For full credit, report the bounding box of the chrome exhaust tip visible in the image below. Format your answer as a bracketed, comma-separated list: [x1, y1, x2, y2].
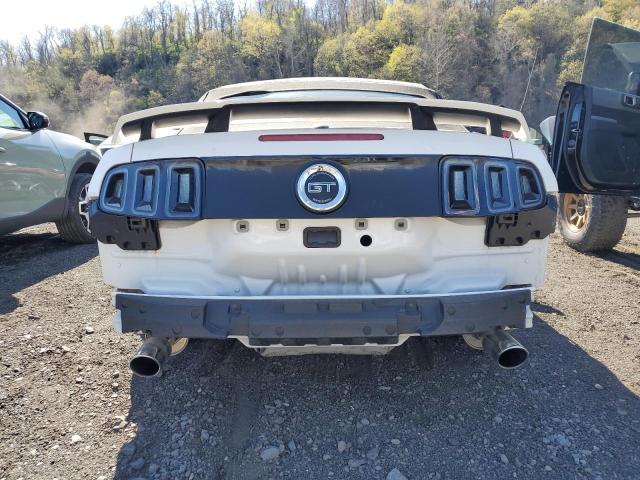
[482, 330, 529, 369]
[130, 337, 189, 377]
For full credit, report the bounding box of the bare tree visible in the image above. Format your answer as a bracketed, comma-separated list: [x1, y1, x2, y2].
[422, 25, 456, 93]
[0, 41, 17, 67]
[35, 26, 58, 65]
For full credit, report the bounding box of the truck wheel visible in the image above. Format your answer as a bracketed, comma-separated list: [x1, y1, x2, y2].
[56, 173, 95, 244]
[558, 193, 627, 252]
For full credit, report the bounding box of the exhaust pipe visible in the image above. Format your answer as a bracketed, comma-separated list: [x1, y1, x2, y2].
[482, 330, 528, 369]
[130, 337, 188, 377]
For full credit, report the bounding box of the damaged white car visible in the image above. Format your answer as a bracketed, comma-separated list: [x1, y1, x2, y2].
[87, 74, 640, 376]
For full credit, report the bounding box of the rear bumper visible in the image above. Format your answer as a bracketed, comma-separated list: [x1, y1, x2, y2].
[114, 288, 532, 345]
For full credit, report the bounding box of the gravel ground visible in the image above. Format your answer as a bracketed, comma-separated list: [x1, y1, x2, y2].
[0, 220, 639, 480]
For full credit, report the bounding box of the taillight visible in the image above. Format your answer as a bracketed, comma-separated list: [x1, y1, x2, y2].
[442, 157, 544, 216]
[133, 166, 159, 215]
[484, 163, 514, 213]
[101, 169, 128, 212]
[442, 159, 478, 215]
[99, 159, 202, 219]
[517, 166, 543, 207]
[167, 163, 200, 216]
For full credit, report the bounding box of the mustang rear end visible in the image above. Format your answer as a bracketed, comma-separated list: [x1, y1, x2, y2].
[87, 78, 558, 376]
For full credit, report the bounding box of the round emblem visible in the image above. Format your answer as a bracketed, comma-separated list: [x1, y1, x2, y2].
[296, 163, 347, 213]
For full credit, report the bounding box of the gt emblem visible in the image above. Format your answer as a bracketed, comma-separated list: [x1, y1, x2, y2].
[296, 164, 348, 213]
[307, 181, 337, 194]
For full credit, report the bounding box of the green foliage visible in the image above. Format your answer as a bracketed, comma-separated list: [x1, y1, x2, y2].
[240, 14, 283, 78]
[385, 44, 421, 82]
[174, 31, 244, 100]
[2, 0, 640, 136]
[314, 37, 345, 76]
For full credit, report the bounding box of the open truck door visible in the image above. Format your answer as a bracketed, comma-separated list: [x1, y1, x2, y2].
[553, 18, 640, 196]
[552, 18, 640, 252]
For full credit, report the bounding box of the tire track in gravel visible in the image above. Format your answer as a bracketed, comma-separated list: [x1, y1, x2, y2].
[216, 343, 267, 480]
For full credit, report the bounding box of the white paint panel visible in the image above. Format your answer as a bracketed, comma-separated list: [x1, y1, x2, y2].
[228, 104, 413, 131]
[129, 129, 514, 161]
[98, 217, 549, 297]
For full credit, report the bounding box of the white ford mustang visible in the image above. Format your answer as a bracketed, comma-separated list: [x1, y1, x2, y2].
[86, 77, 640, 376]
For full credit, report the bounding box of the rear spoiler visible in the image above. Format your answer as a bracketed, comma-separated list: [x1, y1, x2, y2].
[111, 96, 530, 145]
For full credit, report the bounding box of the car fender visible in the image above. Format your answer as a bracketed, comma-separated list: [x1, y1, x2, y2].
[44, 130, 102, 198]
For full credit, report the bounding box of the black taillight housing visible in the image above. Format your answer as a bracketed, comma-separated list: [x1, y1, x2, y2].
[99, 159, 203, 219]
[517, 166, 543, 208]
[102, 170, 128, 212]
[441, 156, 545, 216]
[166, 163, 201, 217]
[484, 162, 514, 213]
[133, 166, 159, 215]
[442, 159, 479, 215]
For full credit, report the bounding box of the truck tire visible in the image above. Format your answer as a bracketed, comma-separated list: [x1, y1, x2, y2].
[558, 193, 627, 252]
[56, 173, 95, 244]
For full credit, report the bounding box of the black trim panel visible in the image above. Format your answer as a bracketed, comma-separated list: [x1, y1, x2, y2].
[485, 195, 557, 247]
[116, 288, 531, 341]
[202, 156, 442, 219]
[96, 155, 549, 220]
[89, 202, 160, 250]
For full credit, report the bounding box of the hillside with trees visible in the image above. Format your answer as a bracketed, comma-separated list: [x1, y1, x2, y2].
[1, 0, 639, 136]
